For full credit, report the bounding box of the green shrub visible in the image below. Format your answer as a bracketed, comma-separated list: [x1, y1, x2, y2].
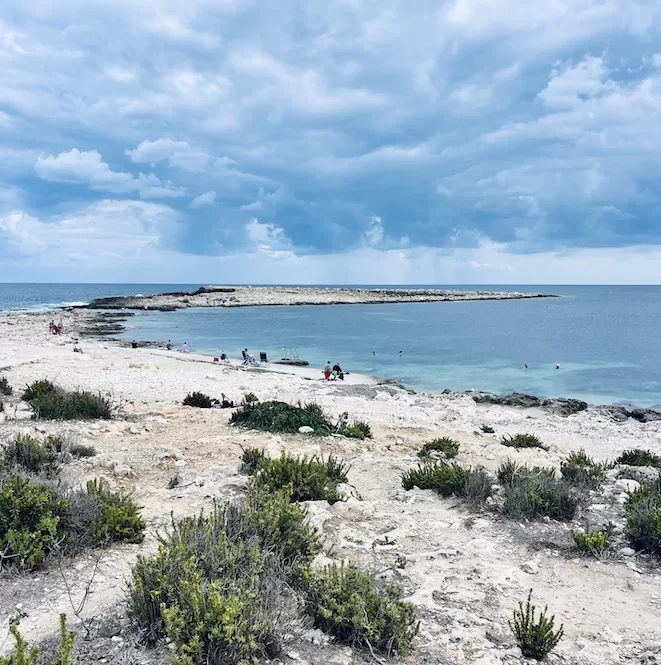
[501, 433, 549, 451]
[0, 614, 75, 665]
[29, 390, 112, 421]
[625, 476, 661, 554]
[339, 420, 372, 440]
[1, 435, 62, 478]
[303, 563, 419, 655]
[0, 376, 12, 396]
[509, 590, 564, 661]
[501, 475, 579, 521]
[417, 437, 460, 459]
[243, 392, 259, 404]
[69, 443, 96, 458]
[463, 468, 494, 503]
[128, 489, 321, 656]
[616, 448, 661, 468]
[22, 379, 58, 402]
[230, 400, 332, 435]
[239, 447, 266, 475]
[0, 473, 145, 571]
[571, 525, 612, 557]
[183, 392, 213, 408]
[250, 452, 350, 504]
[561, 450, 608, 489]
[402, 461, 492, 502]
[497, 460, 556, 487]
[480, 424, 495, 434]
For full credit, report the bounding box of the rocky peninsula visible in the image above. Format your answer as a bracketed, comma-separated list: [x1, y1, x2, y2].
[84, 285, 557, 311]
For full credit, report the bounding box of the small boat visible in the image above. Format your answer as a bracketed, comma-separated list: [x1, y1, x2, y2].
[274, 359, 309, 367]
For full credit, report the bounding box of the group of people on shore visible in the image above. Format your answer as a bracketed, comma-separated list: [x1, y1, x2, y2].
[323, 361, 344, 381]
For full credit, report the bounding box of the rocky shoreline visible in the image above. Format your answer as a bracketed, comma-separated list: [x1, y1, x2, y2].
[82, 285, 558, 311]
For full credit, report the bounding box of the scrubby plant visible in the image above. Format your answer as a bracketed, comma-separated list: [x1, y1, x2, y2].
[616, 448, 661, 469]
[496, 460, 556, 487]
[501, 433, 549, 451]
[509, 590, 564, 661]
[22, 379, 58, 403]
[26, 386, 112, 421]
[239, 447, 266, 475]
[402, 461, 492, 502]
[501, 474, 579, 521]
[243, 392, 259, 404]
[250, 452, 350, 504]
[0, 473, 145, 570]
[182, 391, 213, 408]
[0, 376, 12, 396]
[303, 563, 419, 656]
[339, 420, 372, 440]
[561, 450, 608, 489]
[624, 475, 661, 554]
[417, 437, 460, 459]
[571, 525, 613, 557]
[167, 475, 179, 490]
[230, 400, 333, 435]
[1, 434, 62, 478]
[480, 424, 495, 434]
[128, 488, 321, 658]
[69, 443, 96, 458]
[0, 614, 75, 665]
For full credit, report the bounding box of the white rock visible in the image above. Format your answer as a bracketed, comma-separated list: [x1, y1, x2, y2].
[298, 425, 314, 434]
[174, 459, 187, 467]
[112, 464, 135, 478]
[620, 547, 636, 557]
[626, 560, 643, 574]
[521, 561, 539, 575]
[615, 478, 641, 493]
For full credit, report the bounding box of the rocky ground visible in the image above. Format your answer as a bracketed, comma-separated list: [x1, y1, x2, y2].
[1, 311, 660, 665]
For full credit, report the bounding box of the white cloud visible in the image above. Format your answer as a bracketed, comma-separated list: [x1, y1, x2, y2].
[127, 139, 213, 172]
[189, 191, 216, 208]
[245, 218, 293, 257]
[35, 149, 185, 198]
[363, 216, 384, 247]
[538, 56, 613, 108]
[653, 54, 661, 68]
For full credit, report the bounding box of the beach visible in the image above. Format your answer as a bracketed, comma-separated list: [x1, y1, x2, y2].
[1, 309, 661, 664]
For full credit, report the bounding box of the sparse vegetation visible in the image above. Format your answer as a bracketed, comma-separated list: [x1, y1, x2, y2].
[303, 563, 419, 655]
[0, 614, 75, 665]
[183, 391, 213, 408]
[167, 475, 179, 490]
[571, 525, 613, 557]
[1, 434, 63, 478]
[616, 448, 661, 469]
[402, 461, 492, 502]
[69, 443, 96, 458]
[501, 433, 549, 451]
[339, 419, 372, 440]
[497, 460, 556, 487]
[21, 381, 112, 420]
[239, 447, 266, 475]
[501, 473, 579, 521]
[0, 376, 12, 396]
[625, 475, 661, 555]
[0, 473, 144, 570]
[480, 424, 495, 434]
[561, 450, 609, 489]
[243, 392, 259, 404]
[248, 452, 350, 504]
[22, 379, 58, 403]
[417, 437, 460, 459]
[509, 590, 564, 661]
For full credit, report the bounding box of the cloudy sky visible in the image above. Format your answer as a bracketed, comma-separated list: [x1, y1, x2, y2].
[1, 0, 660, 284]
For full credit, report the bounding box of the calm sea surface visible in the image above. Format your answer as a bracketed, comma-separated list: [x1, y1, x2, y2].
[1, 284, 660, 407]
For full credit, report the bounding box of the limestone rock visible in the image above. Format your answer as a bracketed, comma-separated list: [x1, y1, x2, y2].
[615, 478, 640, 493]
[520, 561, 539, 575]
[298, 425, 314, 434]
[542, 397, 588, 416]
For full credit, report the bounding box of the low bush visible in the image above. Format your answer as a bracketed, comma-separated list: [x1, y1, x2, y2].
[417, 437, 460, 459]
[69, 443, 96, 458]
[128, 489, 321, 659]
[27, 388, 112, 421]
[183, 392, 213, 408]
[402, 461, 492, 502]
[501, 433, 549, 451]
[1, 434, 62, 478]
[339, 420, 372, 440]
[239, 447, 266, 475]
[0, 473, 145, 570]
[22, 379, 58, 402]
[230, 400, 332, 435]
[509, 589, 564, 661]
[249, 452, 350, 504]
[501, 474, 579, 521]
[616, 448, 661, 468]
[303, 563, 419, 656]
[243, 392, 259, 404]
[497, 460, 556, 487]
[0, 614, 75, 665]
[480, 424, 495, 434]
[571, 525, 613, 557]
[625, 476, 661, 554]
[0, 376, 12, 396]
[561, 450, 608, 489]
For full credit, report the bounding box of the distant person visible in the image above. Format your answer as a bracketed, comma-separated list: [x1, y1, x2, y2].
[399, 350, 403, 358]
[332, 363, 344, 380]
[372, 351, 376, 357]
[555, 363, 560, 369]
[49, 319, 55, 332]
[181, 342, 189, 353]
[323, 361, 332, 380]
[220, 352, 229, 363]
[73, 343, 83, 354]
[166, 340, 173, 350]
[131, 340, 138, 349]
[524, 363, 528, 369]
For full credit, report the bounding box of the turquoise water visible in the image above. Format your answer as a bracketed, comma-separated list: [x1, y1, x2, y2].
[1, 284, 660, 406]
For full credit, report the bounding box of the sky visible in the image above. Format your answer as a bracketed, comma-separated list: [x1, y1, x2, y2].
[1, 0, 661, 284]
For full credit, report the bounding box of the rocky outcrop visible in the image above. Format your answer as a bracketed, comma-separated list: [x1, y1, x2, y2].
[541, 397, 588, 416]
[628, 408, 661, 423]
[472, 392, 542, 408]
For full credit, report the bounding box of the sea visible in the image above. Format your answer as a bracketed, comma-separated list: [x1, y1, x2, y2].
[1, 283, 660, 408]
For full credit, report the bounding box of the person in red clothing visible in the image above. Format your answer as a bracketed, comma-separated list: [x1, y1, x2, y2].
[323, 361, 332, 380]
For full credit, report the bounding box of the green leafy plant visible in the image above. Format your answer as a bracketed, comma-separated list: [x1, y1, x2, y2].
[182, 392, 213, 408]
[27, 387, 112, 421]
[303, 563, 419, 656]
[501, 474, 579, 521]
[1, 435, 62, 478]
[0, 614, 75, 665]
[230, 400, 332, 435]
[561, 450, 608, 489]
[243, 392, 259, 404]
[0, 376, 12, 396]
[571, 525, 613, 557]
[250, 452, 350, 504]
[239, 447, 266, 475]
[22, 379, 58, 403]
[625, 475, 661, 554]
[496, 460, 556, 487]
[509, 590, 564, 661]
[339, 420, 372, 440]
[402, 461, 492, 502]
[417, 437, 460, 459]
[480, 424, 495, 434]
[616, 448, 661, 468]
[501, 433, 549, 451]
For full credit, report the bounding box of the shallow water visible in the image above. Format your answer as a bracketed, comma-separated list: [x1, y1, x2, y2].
[2, 284, 660, 406]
